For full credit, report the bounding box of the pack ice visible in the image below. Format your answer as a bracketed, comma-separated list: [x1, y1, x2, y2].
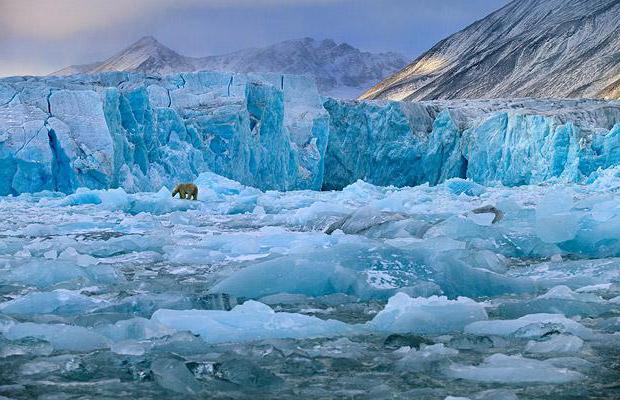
[1, 165, 619, 397]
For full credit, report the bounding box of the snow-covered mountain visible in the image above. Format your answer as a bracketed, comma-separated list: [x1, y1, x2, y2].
[53, 36, 199, 77]
[52, 36, 406, 98]
[360, 0, 620, 101]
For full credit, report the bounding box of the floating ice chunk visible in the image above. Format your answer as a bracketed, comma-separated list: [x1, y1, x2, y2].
[55, 186, 202, 215]
[538, 285, 604, 302]
[165, 227, 331, 265]
[561, 209, 620, 258]
[195, 171, 258, 197]
[464, 314, 593, 339]
[1, 259, 118, 288]
[58, 246, 79, 259]
[535, 190, 580, 243]
[414, 252, 534, 298]
[58, 247, 99, 267]
[443, 178, 486, 197]
[0, 315, 16, 335]
[151, 357, 202, 395]
[510, 258, 620, 290]
[576, 283, 613, 293]
[445, 354, 583, 383]
[197, 293, 239, 310]
[448, 334, 495, 351]
[454, 264, 535, 297]
[306, 338, 367, 359]
[208, 357, 283, 388]
[43, 250, 57, 259]
[396, 282, 443, 298]
[545, 356, 595, 372]
[110, 341, 151, 356]
[211, 258, 371, 299]
[368, 293, 488, 334]
[97, 293, 192, 317]
[397, 343, 458, 372]
[61, 187, 130, 210]
[19, 354, 84, 376]
[498, 285, 613, 318]
[128, 187, 200, 215]
[0, 289, 104, 316]
[19, 223, 59, 237]
[87, 234, 168, 258]
[5, 323, 108, 352]
[324, 206, 409, 235]
[464, 250, 508, 273]
[150, 332, 211, 356]
[591, 199, 620, 222]
[96, 317, 176, 342]
[498, 298, 612, 319]
[467, 212, 496, 226]
[151, 301, 355, 343]
[525, 334, 584, 354]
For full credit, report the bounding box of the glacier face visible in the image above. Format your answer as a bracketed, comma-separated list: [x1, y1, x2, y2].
[323, 98, 620, 189]
[0, 71, 328, 195]
[1, 71, 620, 196]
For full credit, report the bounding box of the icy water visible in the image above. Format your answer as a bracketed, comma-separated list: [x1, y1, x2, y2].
[0, 172, 619, 399]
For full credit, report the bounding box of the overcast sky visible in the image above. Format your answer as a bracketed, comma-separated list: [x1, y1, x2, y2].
[0, 0, 510, 77]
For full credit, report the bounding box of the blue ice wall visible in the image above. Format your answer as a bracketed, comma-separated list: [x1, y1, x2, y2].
[0, 71, 619, 195]
[323, 98, 620, 189]
[0, 71, 329, 195]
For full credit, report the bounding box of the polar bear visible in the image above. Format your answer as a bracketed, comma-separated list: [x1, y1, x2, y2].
[172, 183, 198, 200]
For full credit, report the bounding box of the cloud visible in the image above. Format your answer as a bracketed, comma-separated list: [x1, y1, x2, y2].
[0, 0, 342, 39]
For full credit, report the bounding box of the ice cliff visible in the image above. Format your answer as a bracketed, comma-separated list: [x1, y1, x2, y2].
[0, 71, 328, 195]
[1, 71, 619, 195]
[323, 98, 620, 189]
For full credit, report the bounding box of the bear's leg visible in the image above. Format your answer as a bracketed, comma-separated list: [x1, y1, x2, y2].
[172, 188, 178, 198]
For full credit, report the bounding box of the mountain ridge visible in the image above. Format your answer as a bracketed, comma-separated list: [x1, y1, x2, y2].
[51, 36, 407, 99]
[360, 0, 620, 101]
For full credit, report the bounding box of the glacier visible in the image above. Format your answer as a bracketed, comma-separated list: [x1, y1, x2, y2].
[1, 72, 620, 195]
[323, 98, 620, 189]
[0, 71, 329, 195]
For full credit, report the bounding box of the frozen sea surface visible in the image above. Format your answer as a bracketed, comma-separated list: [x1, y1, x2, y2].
[0, 170, 619, 399]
